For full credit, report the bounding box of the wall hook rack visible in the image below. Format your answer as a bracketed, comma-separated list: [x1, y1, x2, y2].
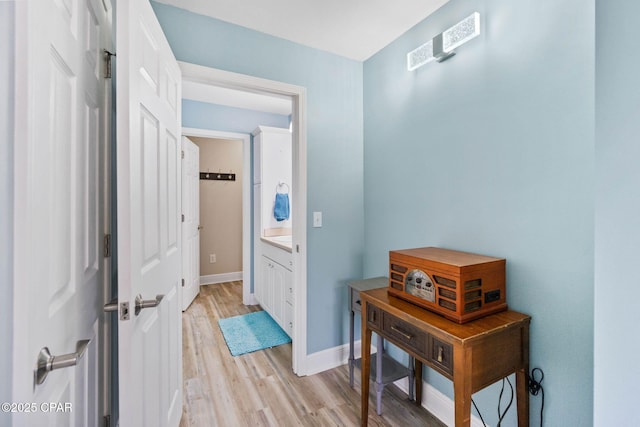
[200, 172, 236, 181]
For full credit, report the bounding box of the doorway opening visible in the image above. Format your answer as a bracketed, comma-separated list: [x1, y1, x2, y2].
[182, 130, 252, 305]
[190, 136, 244, 286]
[180, 62, 309, 375]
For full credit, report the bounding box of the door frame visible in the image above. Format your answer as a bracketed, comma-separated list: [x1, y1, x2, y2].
[179, 62, 308, 375]
[181, 129, 253, 307]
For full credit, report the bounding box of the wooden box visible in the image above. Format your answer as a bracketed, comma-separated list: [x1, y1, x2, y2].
[388, 247, 507, 323]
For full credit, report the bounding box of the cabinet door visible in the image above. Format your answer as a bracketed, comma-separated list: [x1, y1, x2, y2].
[272, 262, 286, 326]
[284, 301, 293, 337]
[257, 256, 272, 311]
[260, 254, 292, 331]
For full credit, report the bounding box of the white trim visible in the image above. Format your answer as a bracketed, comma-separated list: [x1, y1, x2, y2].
[305, 339, 377, 376]
[306, 343, 353, 376]
[200, 272, 243, 285]
[181, 128, 252, 307]
[179, 62, 308, 376]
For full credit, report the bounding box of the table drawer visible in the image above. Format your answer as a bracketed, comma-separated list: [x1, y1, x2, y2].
[428, 336, 453, 376]
[382, 312, 427, 355]
[366, 303, 382, 329]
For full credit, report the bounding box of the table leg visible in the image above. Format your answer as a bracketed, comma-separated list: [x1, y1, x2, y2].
[408, 356, 415, 401]
[415, 359, 423, 405]
[453, 350, 472, 427]
[361, 306, 372, 427]
[517, 323, 530, 427]
[375, 335, 384, 415]
[516, 368, 530, 427]
[349, 309, 355, 388]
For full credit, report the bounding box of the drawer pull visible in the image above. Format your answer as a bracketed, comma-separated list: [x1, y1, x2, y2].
[438, 346, 444, 363]
[391, 325, 413, 340]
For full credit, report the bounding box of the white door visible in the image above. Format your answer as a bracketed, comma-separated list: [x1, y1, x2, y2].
[116, 0, 182, 425]
[12, 0, 111, 425]
[182, 137, 200, 311]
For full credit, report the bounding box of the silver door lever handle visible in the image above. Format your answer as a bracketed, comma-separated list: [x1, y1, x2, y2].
[36, 339, 90, 386]
[135, 294, 164, 316]
[104, 297, 118, 312]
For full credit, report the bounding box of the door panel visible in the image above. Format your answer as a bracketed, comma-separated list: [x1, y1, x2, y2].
[116, 0, 182, 425]
[13, 0, 110, 425]
[182, 136, 200, 311]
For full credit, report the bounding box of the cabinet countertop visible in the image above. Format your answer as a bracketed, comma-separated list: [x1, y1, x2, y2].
[261, 236, 292, 253]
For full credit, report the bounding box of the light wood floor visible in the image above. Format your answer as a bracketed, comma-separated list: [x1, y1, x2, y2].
[180, 281, 445, 427]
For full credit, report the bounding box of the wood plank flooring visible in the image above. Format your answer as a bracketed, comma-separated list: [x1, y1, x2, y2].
[180, 281, 446, 427]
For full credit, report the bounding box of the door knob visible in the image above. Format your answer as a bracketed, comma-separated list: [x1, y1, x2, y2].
[36, 339, 90, 386]
[198, 225, 203, 230]
[135, 294, 164, 316]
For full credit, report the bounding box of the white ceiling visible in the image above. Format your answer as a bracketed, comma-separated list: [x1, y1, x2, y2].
[168, 0, 448, 114]
[156, 0, 449, 61]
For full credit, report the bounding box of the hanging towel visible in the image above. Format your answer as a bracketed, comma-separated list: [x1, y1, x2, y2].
[274, 193, 290, 221]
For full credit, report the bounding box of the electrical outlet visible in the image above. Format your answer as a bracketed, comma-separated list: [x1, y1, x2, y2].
[209, 254, 216, 263]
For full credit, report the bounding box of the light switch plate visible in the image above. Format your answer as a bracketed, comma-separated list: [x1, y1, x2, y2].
[313, 211, 322, 228]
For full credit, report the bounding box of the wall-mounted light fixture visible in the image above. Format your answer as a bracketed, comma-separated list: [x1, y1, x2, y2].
[407, 12, 480, 71]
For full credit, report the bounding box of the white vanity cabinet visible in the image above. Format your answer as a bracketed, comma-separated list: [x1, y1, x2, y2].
[253, 125, 294, 337]
[256, 242, 293, 337]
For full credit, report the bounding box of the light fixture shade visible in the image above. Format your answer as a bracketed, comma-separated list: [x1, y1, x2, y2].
[443, 12, 480, 53]
[407, 39, 435, 71]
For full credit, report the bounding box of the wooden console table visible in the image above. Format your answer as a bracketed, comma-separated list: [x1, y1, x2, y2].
[360, 287, 530, 427]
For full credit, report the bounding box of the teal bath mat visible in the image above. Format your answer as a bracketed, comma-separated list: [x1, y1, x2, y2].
[218, 311, 291, 356]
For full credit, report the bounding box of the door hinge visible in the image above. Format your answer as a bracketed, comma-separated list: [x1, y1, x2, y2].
[181, 150, 184, 159]
[181, 214, 185, 223]
[103, 415, 111, 427]
[103, 50, 115, 79]
[104, 234, 111, 258]
[182, 278, 185, 287]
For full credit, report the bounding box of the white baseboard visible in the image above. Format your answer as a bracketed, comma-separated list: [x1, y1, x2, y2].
[393, 378, 485, 427]
[305, 339, 377, 376]
[200, 271, 243, 285]
[305, 342, 484, 427]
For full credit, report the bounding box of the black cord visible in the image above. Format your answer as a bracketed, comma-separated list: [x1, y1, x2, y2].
[528, 368, 545, 427]
[471, 398, 487, 427]
[471, 376, 513, 427]
[473, 368, 543, 427]
[496, 377, 514, 427]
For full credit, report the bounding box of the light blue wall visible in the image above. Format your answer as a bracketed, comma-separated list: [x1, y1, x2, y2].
[183, 100, 290, 134]
[151, 2, 365, 354]
[363, 0, 594, 425]
[0, 2, 14, 422]
[594, 1, 640, 425]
